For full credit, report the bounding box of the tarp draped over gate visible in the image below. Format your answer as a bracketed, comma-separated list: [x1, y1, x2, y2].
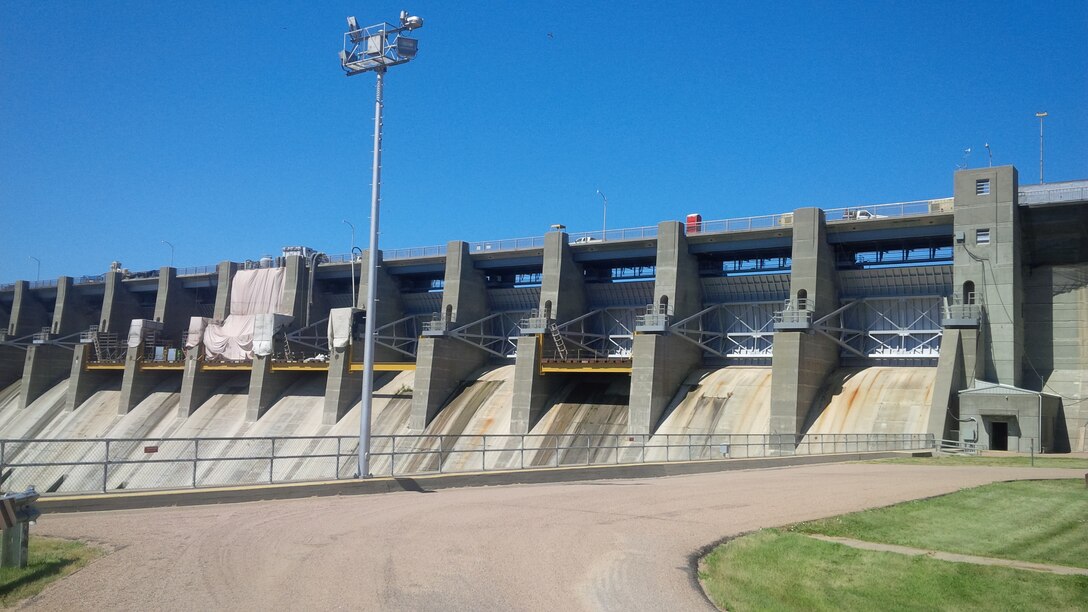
[231, 267, 289, 316]
[197, 268, 294, 361]
[186, 317, 209, 349]
[127, 319, 163, 348]
[327, 307, 356, 349]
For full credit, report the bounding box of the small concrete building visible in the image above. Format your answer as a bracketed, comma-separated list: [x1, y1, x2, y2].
[958, 381, 1060, 453]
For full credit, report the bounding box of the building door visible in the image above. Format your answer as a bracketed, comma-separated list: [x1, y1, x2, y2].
[991, 421, 1009, 451]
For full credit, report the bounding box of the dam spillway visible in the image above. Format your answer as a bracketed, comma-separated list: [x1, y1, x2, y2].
[1, 167, 1087, 492]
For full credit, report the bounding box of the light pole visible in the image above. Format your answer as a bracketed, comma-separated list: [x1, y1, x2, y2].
[343, 220, 357, 303]
[596, 190, 608, 241]
[341, 11, 423, 478]
[161, 240, 175, 267]
[28, 256, 40, 282]
[1035, 111, 1048, 184]
[984, 143, 992, 167]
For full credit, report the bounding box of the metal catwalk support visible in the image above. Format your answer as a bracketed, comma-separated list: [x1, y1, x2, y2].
[668, 300, 778, 358]
[808, 296, 945, 360]
[445, 311, 529, 358]
[543, 307, 640, 360]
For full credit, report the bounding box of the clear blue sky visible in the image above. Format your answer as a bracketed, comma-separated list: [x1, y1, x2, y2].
[2, 1, 1086, 282]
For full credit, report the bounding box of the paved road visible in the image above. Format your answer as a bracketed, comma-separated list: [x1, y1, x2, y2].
[25, 464, 1082, 611]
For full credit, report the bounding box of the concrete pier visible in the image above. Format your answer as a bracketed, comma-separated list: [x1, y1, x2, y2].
[512, 231, 588, 433]
[322, 249, 405, 425]
[411, 242, 491, 430]
[119, 267, 193, 414]
[66, 270, 142, 411]
[769, 208, 841, 443]
[21, 277, 99, 409]
[2, 282, 50, 389]
[953, 167, 1023, 386]
[246, 255, 307, 421]
[629, 221, 704, 435]
[178, 262, 237, 417]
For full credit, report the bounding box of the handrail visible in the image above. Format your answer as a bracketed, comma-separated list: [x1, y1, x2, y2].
[0, 433, 934, 495]
[1018, 185, 1088, 205]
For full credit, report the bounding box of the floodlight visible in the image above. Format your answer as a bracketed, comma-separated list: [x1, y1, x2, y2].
[402, 15, 424, 30]
[347, 16, 359, 31]
[395, 36, 418, 59]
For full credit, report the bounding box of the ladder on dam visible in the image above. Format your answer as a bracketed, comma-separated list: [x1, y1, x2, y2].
[84, 326, 122, 362]
[548, 321, 569, 359]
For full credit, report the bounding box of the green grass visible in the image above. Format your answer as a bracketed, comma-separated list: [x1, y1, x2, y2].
[792, 480, 1088, 569]
[700, 529, 1088, 612]
[0, 535, 104, 607]
[872, 455, 1088, 469]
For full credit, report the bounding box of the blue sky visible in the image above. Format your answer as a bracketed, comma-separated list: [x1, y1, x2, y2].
[2, 1, 1086, 282]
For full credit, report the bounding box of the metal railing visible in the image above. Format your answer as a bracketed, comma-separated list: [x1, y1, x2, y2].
[942, 293, 982, 322]
[939, 438, 980, 455]
[0, 433, 933, 496]
[74, 274, 105, 286]
[825, 199, 948, 222]
[1019, 185, 1088, 205]
[176, 265, 218, 277]
[699, 212, 795, 232]
[774, 297, 813, 325]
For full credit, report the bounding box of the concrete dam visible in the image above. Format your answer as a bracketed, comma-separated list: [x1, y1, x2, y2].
[1, 166, 1086, 492]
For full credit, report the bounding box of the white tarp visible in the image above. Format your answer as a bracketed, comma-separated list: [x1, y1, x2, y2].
[231, 267, 288, 316]
[327, 308, 357, 349]
[196, 267, 293, 360]
[253, 313, 293, 357]
[127, 319, 163, 348]
[186, 317, 210, 349]
[203, 315, 255, 361]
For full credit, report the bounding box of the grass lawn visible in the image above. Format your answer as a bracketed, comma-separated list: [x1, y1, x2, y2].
[872, 455, 1088, 469]
[792, 479, 1088, 569]
[700, 530, 1088, 612]
[700, 480, 1088, 611]
[0, 535, 104, 607]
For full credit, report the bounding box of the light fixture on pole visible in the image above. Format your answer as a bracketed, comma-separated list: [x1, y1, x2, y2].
[961, 148, 971, 169]
[596, 190, 608, 241]
[984, 143, 992, 167]
[343, 220, 357, 304]
[161, 240, 175, 267]
[341, 10, 423, 479]
[28, 256, 40, 282]
[1035, 111, 1048, 184]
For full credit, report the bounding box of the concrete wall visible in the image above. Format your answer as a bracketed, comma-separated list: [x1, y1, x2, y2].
[1022, 262, 1088, 451]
